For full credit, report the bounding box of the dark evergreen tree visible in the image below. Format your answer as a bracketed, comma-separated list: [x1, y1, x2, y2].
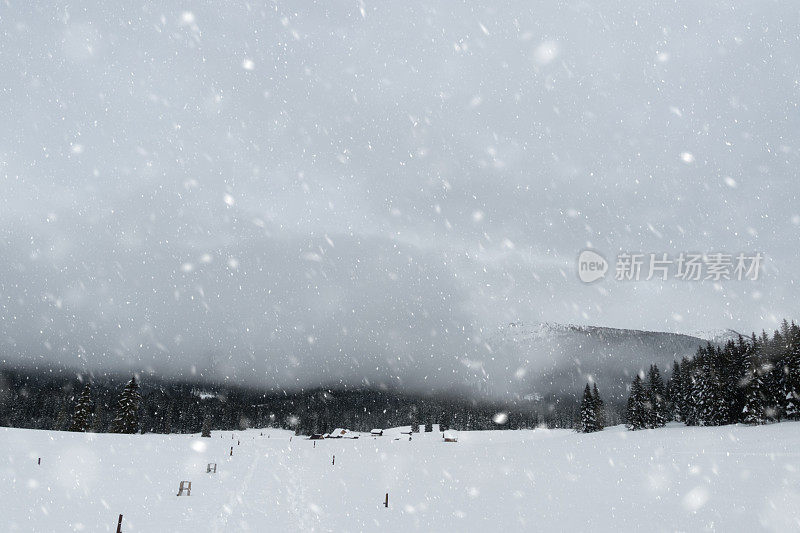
[721, 337, 748, 425]
[742, 344, 766, 425]
[579, 384, 598, 433]
[592, 383, 606, 430]
[54, 398, 72, 431]
[201, 417, 212, 437]
[69, 384, 92, 432]
[91, 401, 106, 433]
[678, 357, 695, 424]
[783, 323, 800, 419]
[666, 361, 682, 421]
[694, 346, 728, 426]
[109, 377, 142, 434]
[625, 375, 647, 430]
[410, 405, 420, 432]
[646, 365, 668, 428]
[687, 351, 707, 426]
[424, 420, 433, 432]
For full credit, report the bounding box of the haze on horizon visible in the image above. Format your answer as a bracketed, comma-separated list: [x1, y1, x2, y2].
[1, 1, 798, 394]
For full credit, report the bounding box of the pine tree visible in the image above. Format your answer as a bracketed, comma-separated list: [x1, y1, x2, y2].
[69, 384, 93, 432]
[679, 357, 695, 424]
[694, 347, 728, 426]
[723, 337, 748, 424]
[646, 365, 668, 428]
[762, 363, 782, 422]
[55, 397, 72, 431]
[162, 405, 175, 434]
[626, 375, 647, 430]
[109, 377, 142, 434]
[688, 352, 709, 426]
[666, 361, 683, 421]
[424, 420, 433, 432]
[579, 384, 598, 433]
[201, 417, 211, 437]
[439, 409, 450, 432]
[592, 383, 606, 430]
[784, 329, 800, 419]
[742, 347, 766, 425]
[91, 402, 106, 433]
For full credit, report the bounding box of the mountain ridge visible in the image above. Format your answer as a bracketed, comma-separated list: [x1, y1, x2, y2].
[484, 321, 732, 401]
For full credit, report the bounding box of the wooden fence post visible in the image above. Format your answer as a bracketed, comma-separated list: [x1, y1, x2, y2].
[384, 493, 389, 508]
[116, 514, 123, 533]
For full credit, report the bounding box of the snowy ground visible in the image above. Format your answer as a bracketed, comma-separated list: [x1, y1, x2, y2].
[3, 423, 800, 532]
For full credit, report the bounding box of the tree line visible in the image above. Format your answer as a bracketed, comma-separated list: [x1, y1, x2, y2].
[11, 320, 796, 436]
[0, 367, 553, 435]
[624, 319, 800, 430]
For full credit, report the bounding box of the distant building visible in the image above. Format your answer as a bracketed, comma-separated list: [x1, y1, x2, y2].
[370, 429, 383, 436]
[327, 428, 347, 438]
[327, 428, 358, 439]
[309, 434, 325, 440]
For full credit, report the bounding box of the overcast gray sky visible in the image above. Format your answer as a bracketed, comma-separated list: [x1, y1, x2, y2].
[1, 1, 798, 392]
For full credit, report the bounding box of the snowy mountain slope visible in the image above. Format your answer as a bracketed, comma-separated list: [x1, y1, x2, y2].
[484, 322, 713, 400]
[685, 328, 745, 345]
[3, 423, 800, 531]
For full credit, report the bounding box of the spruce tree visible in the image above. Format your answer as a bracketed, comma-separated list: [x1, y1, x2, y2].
[626, 375, 647, 430]
[91, 402, 106, 433]
[679, 357, 695, 424]
[787, 322, 800, 419]
[695, 348, 727, 426]
[592, 383, 606, 430]
[666, 361, 683, 421]
[579, 384, 598, 433]
[55, 398, 72, 431]
[687, 354, 707, 425]
[724, 337, 748, 424]
[109, 377, 142, 434]
[742, 348, 766, 425]
[783, 341, 800, 419]
[411, 406, 420, 432]
[69, 384, 93, 432]
[646, 365, 668, 428]
[762, 362, 782, 422]
[201, 417, 211, 437]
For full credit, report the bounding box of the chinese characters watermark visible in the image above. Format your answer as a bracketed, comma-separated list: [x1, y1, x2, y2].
[577, 250, 763, 283]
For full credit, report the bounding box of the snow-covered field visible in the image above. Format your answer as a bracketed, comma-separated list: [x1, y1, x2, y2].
[3, 423, 800, 532]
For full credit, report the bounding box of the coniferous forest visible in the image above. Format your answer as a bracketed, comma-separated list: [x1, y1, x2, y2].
[0, 368, 562, 435]
[2, 319, 798, 436]
[624, 319, 800, 430]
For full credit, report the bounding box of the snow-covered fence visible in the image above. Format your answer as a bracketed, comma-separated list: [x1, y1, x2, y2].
[176, 481, 192, 496]
[206, 463, 217, 473]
